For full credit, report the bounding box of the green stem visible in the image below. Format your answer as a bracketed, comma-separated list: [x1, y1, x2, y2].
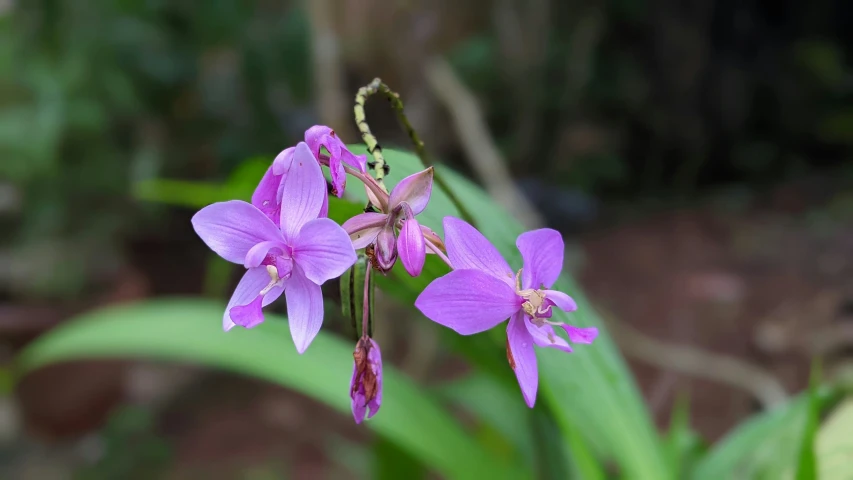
[354, 78, 477, 226]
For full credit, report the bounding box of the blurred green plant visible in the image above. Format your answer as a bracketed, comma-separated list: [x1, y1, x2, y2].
[18, 147, 850, 478]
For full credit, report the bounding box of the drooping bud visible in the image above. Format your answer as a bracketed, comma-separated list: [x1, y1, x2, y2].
[373, 224, 397, 273]
[350, 336, 382, 423]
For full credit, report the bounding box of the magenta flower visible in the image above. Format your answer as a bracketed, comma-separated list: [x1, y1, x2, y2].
[414, 217, 598, 407]
[350, 336, 382, 423]
[341, 167, 434, 276]
[192, 142, 357, 353]
[305, 125, 368, 198]
[251, 146, 294, 224]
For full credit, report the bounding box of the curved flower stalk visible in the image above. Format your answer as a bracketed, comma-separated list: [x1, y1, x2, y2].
[305, 125, 368, 198]
[192, 142, 357, 353]
[341, 167, 442, 276]
[415, 217, 598, 407]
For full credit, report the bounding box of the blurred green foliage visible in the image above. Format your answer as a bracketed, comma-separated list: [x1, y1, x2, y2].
[0, 0, 313, 299]
[21, 148, 850, 478]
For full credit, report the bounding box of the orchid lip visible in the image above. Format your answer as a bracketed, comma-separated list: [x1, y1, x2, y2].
[514, 268, 552, 321]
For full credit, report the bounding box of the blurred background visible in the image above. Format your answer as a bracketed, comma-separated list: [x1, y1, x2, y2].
[1, 0, 852, 478]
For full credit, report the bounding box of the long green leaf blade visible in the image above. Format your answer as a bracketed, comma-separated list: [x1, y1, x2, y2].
[17, 299, 527, 480]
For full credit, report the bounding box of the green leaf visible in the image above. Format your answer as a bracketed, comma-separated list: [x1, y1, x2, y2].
[795, 362, 821, 480]
[691, 388, 837, 480]
[664, 392, 704, 478]
[374, 437, 426, 480]
[816, 397, 853, 479]
[17, 299, 527, 480]
[347, 146, 669, 478]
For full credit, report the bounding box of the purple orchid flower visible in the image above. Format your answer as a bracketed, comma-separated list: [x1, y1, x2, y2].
[341, 167, 435, 276]
[414, 217, 598, 407]
[252, 145, 331, 225]
[305, 125, 368, 198]
[350, 336, 382, 423]
[251, 146, 294, 224]
[192, 142, 357, 353]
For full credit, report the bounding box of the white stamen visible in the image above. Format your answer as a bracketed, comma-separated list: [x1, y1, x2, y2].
[259, 265, 281, 296]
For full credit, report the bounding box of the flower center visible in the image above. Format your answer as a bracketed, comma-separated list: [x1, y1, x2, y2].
[259, 254, 293, 295]
[515, 269, 551, 324]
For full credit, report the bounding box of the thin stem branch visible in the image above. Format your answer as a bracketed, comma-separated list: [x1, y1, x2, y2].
[343, 164, 389, 212]
[354, 78, 477, 225]
[362, 259, 371, 338]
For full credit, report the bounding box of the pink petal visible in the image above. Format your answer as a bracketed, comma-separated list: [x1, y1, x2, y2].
[341, 149, 368, 173]
[329, 156, 347, 198]
[517, 229, 564, 290]
[292, 218, 358, 284]
[507, 312, 538, 408]
[374, 223, 397, 271]
[389, 167, 433, 215]
[192, 200, 284, 264]
[560, 325, 599, 344]
[251, 166, 283, 224]
[443, 217, 514, 286]
[351, 370, 368, 424]
[415, 269, 520, 335]
[365, 183, 385, 211]
[342, 213, 387, 249]
[272, 146, 295, 175]
[244, 240, 288, 268]
[524, 320, 573, 353]
[342, 212, 388, 234]
[544, 290, 577, 312]
[319, 191, 329, 219]
[223, 268, 284, 331]
[279, 142, 328, 242]
[397, 217, 425, 276]
[285, 267, 324, 354]
[229, 295, 265, 329]
[304, 125, 334, 155]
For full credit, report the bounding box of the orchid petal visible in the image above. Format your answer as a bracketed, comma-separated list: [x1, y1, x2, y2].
[244, 240, 287, 268]
[342, 213, 387, 249]
[365, 183, 385, 212]
[272, 146, 295, 176]
[304, 125, 331, 154]
[292, 218, 357, 284]
[351, 364, 368, 423]
[415, 269, 520, 335]
[342, 212, 388, 233]
[389, 167, 433, 214]
[507, 312, 538, 408]
[341, 148, 368, 173]
[560, 324, 599, 344]
[229, 295, 265, 329]
[397, 217, 425, 276]
[251, 166, 283, 223]
[544, 290, 578, 312]
[223, 268, 284, 331]
[285, 267, 324, 354]
[517, 229, 564, 290]
[443, 217, 514, 286]
[279, 142, 327, 241]
[352, 227, 382, 249]
[329, 156, 346, 198]
[374, 223, 397, 271]
[420, 224, 445, 253]
[319, 190, 329, 218]
[192, 200, 284, 264]
[525, 321, 573, 353]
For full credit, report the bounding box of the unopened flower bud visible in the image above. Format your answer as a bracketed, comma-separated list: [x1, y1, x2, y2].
[350, 336, 382, 423]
